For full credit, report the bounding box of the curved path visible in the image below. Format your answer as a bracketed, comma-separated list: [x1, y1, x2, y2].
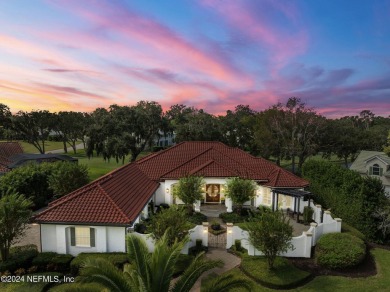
[190, 248, 242, 292]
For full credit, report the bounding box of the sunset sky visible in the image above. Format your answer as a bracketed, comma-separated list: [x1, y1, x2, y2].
[0, 0, 389, 117]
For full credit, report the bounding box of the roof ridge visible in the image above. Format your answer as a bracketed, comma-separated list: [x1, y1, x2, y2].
[136, 142, 186, 164]
[188, 159, 215, 175]
[47, 175, 112, 207]
[207, 146, 258, 178]
[33, 180, 110, 219]
[159, 146, 214, 178]
[97, 184, 131, 223]
[190, 159, 239, 176]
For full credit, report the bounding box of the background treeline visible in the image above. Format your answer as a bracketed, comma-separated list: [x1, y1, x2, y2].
[302, 160, 386, 241]
[1, 98, 389, 172]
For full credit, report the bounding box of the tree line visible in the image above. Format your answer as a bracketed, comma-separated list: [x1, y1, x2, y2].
[1, 98, 389, 172]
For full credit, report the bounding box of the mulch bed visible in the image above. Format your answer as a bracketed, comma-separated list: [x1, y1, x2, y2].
[288, 246, 377, 278]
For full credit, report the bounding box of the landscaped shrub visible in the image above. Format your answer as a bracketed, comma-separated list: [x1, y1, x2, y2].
[187, 212, 207, 225]
[134, 222, 147, 234]
[70, 252, 129, 275]
[341, 222, 366, 242]
[32, 252, 73, 272]
[235, 239, 242, 252]
[315, 233, 366, 269]
[303, 206, 314, 224]
[32, 252, 57, 270]
[188, 239, 208, 256]
[52, 254, 73, 272]
[219, 212, 245, 223]
[0, 246, 38, 272]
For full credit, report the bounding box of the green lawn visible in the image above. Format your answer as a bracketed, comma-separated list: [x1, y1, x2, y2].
[0, 140, 66, 154]
[203, 248, 390, 291]
[69, 149, 152, 181]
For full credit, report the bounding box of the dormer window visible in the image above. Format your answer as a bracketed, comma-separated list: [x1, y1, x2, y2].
[370, 164, 383, 176]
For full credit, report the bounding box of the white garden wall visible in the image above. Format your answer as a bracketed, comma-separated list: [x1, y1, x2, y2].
[226, 208, 341, 258]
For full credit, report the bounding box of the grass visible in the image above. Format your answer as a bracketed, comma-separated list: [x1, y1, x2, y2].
[240, 255, 311, 289]
[67, 149, 152, 181]
[0, 140, 67, 154]
[203, 248, 390, 291]
[0, 272, 63, 292]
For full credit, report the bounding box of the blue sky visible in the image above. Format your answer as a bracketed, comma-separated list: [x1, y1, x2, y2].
[0, 0, 389, 117]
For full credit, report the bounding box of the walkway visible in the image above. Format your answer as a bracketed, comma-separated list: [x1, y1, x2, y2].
[190, 248, 241, 292]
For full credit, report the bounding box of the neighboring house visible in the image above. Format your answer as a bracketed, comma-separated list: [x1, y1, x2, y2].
[155, 130, 176, 147]
[33, 141, 310, 255]
[0, 142, 78, 175]
[350, 150, 390, 196]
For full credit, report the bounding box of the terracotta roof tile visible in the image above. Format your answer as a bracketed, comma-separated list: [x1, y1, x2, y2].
[34, 163, 159, 225]
[34, 141, 308, 225]
[0, 142, 24, 158]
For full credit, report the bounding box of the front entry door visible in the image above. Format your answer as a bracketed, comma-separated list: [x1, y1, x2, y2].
[206, 184, 220, 203]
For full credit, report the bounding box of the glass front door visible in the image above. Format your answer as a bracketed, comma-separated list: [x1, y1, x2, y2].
[205, 184, 220, 203]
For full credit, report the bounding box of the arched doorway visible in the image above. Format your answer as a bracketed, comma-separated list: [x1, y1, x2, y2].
[205, 184, 220, 203]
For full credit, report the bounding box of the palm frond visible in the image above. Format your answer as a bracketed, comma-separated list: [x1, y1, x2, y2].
[77, 257, 133, 292]
[149, 231, 187, 291]
[126, 234, 152, 289]
[170, 253, 223, 292]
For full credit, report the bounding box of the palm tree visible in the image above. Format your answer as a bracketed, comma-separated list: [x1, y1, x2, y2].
[74, 231, 250, 291]
[201, 273, 252, 292]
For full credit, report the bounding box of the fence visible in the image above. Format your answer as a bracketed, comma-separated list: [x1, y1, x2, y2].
[226, 206, 342, 258]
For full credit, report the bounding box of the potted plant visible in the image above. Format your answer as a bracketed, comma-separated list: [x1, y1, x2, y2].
[211, 220, 221, 231]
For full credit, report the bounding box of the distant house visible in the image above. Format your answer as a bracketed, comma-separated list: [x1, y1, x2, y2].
[33, 141, 311, 255]
[350, 150, 390, 196]
[155, 130, 176, 147]
[0, 142, 77, 175]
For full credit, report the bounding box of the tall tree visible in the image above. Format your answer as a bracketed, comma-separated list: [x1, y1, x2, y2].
[245, 211, 293, 269]
[0, 189, 33, 261]
[76, 232, 228, 292]
[173, 175, 204, 214]
[12, 110, 55, 154]
[225, 177, 256, 215]
[219, 105, 256, 152]
[0, 103, 12, 140]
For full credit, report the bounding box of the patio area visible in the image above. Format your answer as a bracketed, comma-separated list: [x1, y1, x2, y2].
[199, 204, 311, 237]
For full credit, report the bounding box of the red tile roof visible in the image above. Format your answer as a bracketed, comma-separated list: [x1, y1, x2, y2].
[34, 141, 308, 225]
[33, 163, 159, 225]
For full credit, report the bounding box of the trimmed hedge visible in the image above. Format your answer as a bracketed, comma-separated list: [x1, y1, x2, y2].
[70, 252, 129, 275]
[187, 212, 207, 225]
[342, 222, 366, 242]
[302, 160, 386, 240]
[315, 233, 366, 269]
[32, 252, 73, 272]
[219, 212, 245, 223]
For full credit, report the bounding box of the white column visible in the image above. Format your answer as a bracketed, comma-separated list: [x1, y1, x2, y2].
[202, 222, 209, 246]
[194, 200, 201, 212]
[304, 232, 313, 258]
[310, 222, 318, 246]
[225, 197, 233, 213]
[226, 223, 233, 249]
[335, 218, 342, 232]
[314, 204, 322, 223]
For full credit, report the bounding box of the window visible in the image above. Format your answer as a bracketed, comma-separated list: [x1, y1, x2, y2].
[262, 188, 272, 206]
[70, 227, 95, 247]
[371, 164, 383, 176]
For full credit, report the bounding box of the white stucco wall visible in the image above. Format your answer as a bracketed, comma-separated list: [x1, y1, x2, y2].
[41, 224, 126, 256]
[41, 224, 57, 252]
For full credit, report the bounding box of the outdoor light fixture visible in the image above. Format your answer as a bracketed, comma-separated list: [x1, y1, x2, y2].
[166, 188, 169, 193]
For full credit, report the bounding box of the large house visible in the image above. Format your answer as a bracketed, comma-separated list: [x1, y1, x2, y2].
[350, 150, 390, 196]
[33, 141, 310, 255]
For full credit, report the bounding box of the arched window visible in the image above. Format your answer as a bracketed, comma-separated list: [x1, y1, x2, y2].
[372, 164, 383, 176]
